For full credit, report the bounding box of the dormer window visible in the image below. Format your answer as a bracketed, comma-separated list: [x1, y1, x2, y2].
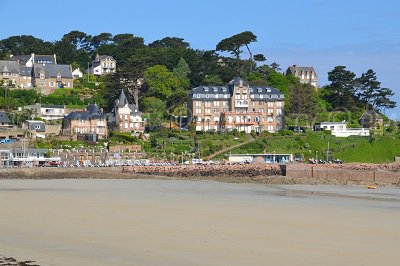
[267, 88, 271, 92]
[203, 87, 209, 92]
[39, 72, 45, 80]
[56, 73, 62, 81]
[257, 88, 262, 92]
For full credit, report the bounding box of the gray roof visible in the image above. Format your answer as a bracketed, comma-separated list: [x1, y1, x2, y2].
[286, 65, 317, 77]
[94, 54, 116, 62]
[115, 90, 140, 114]
[0, 112, 10, 124]
[65, 104, 105, 121]
[10, 55, 31, 65]
[190, 77, 284, 101]
[20, 66, 32, 77]
[0, 60, 20, 74]
[34, 54, 56, 64]
[33, 64, 73, 79]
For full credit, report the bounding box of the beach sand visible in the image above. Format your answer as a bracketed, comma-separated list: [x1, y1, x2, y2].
[0, 179, 399, 265]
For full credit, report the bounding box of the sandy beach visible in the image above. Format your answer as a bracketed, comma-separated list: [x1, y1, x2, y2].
[0, 179, 399, 266]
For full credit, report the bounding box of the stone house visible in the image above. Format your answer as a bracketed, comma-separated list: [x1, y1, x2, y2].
[90, 54, 116, 76]
[285, 65, 318, 88]
[112, 90, 144, 133]
[0, 60, 20, 87]
[359, 110, 384, 133]
[33, 64, 73, 95]
[188, 77, 285, 133]
[63, 103, 108, 140]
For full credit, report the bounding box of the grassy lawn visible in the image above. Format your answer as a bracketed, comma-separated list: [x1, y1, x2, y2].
[230, 131, 400, 163]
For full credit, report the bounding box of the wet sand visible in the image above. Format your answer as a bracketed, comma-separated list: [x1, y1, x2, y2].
[0, 179, 399, 266]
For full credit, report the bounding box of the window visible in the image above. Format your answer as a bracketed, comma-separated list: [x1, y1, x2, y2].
[205, 102, 211, 107]
[205, 109, 211, 114]
[214, 108, 220, 113]
[214, 101, 220, 106]
[268, 102, 273, 107]
[235, 94, 240, 99]
[259, 101, 264, 106]
[195, 108, 202, 114]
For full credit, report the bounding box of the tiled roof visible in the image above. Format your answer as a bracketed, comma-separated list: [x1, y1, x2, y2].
[0, 112, 11, 123]
[33, 64, 73, 79]
[65, 104, 105, 121]
[0, 60, 19, 73]
[190, 77, 284, 100]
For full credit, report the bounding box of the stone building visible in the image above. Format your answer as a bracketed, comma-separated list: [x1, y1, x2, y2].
[112, 90, 144, 133]
[188, 77, 285, 133]
[0, 60, 20, 87]
[63, 103, 108, 140]
[33, 64, 73, 95]
[285, 65, 318, 88]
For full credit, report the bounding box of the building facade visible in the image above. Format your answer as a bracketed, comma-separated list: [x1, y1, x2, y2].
[189, 77, 285, 133]
[90, 54, 116, 76]
[0, 60, 20, 87]
[285, 65, 318, 88]
[114, 90, 144, 133]
[24, 104, 66, 120]
[33, 64, 73, 95]
[63, 104, 108, 140]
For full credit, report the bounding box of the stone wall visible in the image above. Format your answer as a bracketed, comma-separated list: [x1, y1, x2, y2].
[284, 164, 400, 184]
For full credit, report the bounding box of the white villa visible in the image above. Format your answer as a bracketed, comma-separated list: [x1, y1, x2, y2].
[315, 122, 370, 137]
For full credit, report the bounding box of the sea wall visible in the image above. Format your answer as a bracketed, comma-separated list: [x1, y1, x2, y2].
[123, 164, 282, 178]
[284, 164, 400, 184]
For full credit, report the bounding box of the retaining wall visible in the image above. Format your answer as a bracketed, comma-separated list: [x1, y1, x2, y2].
[285, 164, 400, 184]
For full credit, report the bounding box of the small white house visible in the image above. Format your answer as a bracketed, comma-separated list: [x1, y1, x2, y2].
[315, 122, 370, 137]
[72, 68, 83, 79]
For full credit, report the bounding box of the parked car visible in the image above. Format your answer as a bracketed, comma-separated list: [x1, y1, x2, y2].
[0, 139, 16, 144]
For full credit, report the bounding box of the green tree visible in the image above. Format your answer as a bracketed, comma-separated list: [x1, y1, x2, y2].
[216, 31, 257, 60]
[253, 54, 266, 62]
[287, 83, 318, 117]
[325, 66, 357, 110]
[357, 69, 396, 111]
[149, 37, 190, 48]
[0, 35, 54, 58]
[144, 65, 180, 100]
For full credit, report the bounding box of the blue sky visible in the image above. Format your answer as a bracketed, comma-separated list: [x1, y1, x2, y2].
[0, 0, 399, 117]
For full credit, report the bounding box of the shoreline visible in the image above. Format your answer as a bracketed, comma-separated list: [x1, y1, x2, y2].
[0, 164, 399, 186]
